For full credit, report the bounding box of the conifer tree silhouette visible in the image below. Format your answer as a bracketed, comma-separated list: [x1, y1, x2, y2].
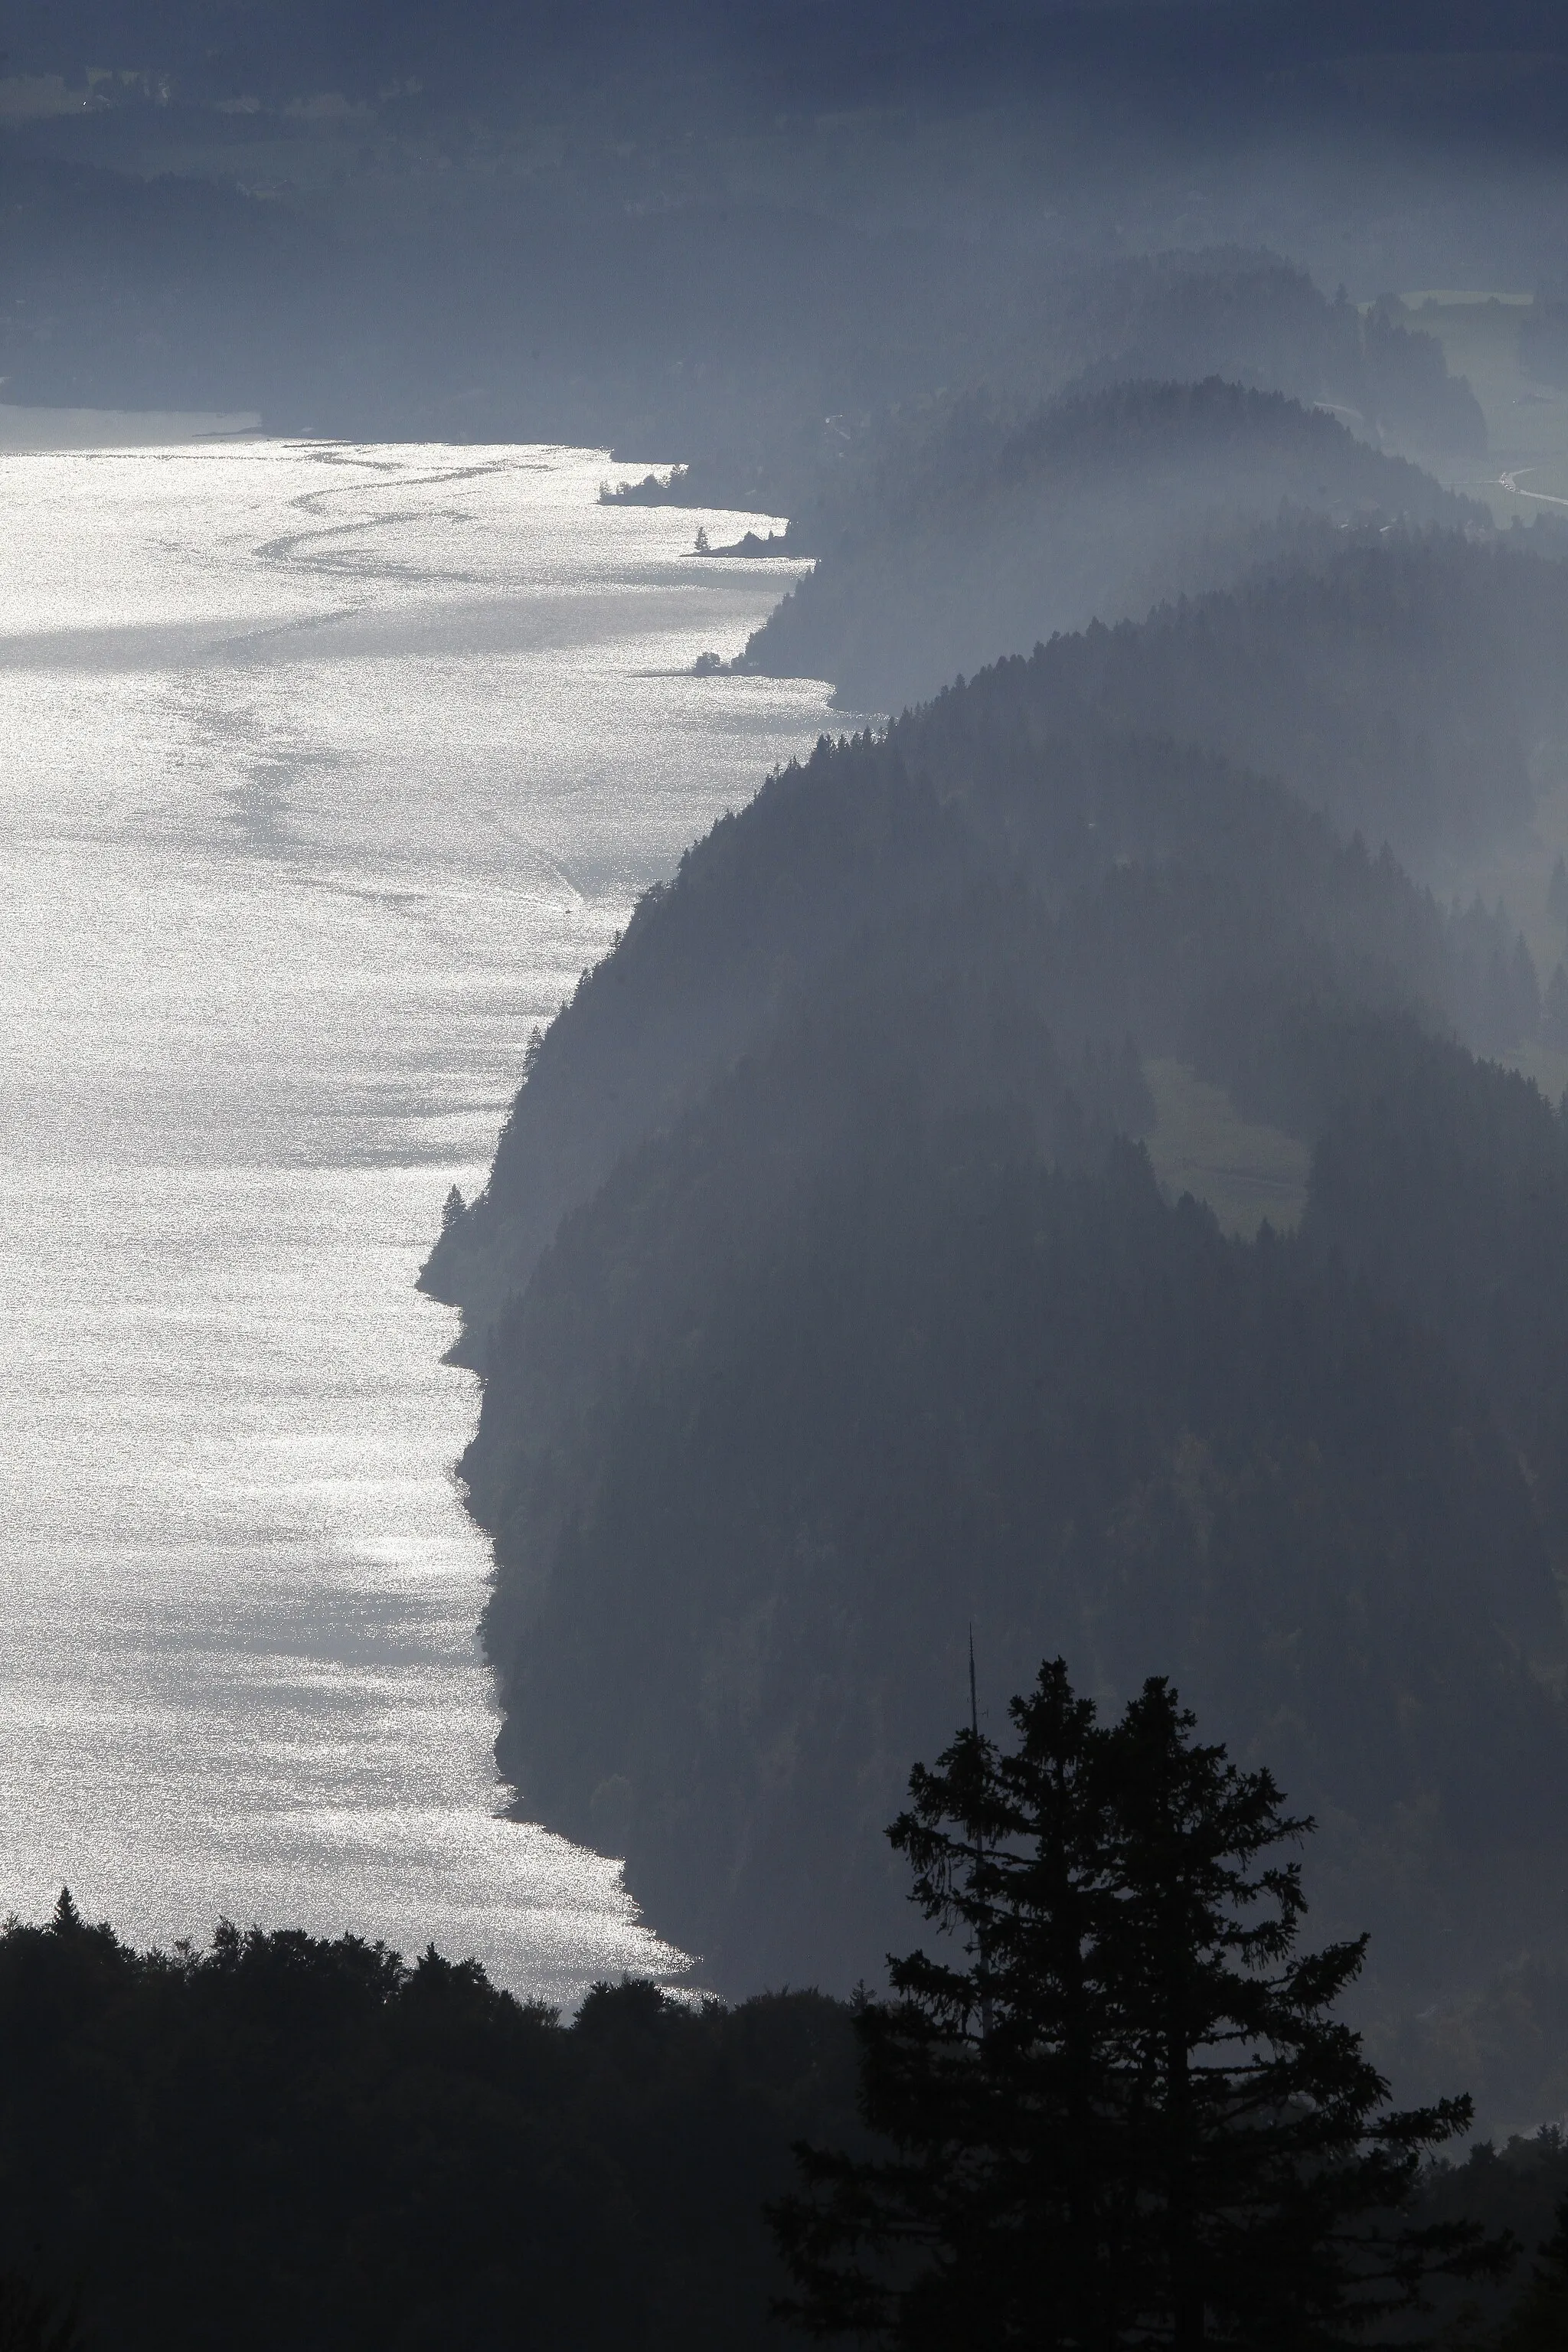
[771, 1660, 1511, 2350]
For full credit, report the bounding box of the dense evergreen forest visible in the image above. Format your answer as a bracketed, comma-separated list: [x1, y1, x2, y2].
[426, 501, 1568, 2128]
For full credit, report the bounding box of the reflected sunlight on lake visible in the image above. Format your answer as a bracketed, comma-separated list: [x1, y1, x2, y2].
[0, 435, 833, 1997]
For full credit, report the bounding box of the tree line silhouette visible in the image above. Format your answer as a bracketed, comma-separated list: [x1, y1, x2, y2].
[5, 1666, 1568, 2348]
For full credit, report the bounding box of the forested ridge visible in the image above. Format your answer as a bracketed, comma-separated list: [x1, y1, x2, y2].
[429, 525, 1567, 1342]
[729, 377, 1487, 712]
[421, 495, 1568, 2127]
[607, 250, 1488, 543]
[1056, 258, 1485, 452]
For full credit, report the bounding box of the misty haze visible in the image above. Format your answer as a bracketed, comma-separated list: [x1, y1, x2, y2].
[6, 4, 1568, 2346]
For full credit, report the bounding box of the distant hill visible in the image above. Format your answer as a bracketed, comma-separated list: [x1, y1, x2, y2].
[0, 17, 1523, 457]
[733, 377, 1485, 711]
[612, 253, 1488, 536]
[1056, 257, 1486, 449]
[10, 0, 1568, 117]
[0, 148, 333, 414]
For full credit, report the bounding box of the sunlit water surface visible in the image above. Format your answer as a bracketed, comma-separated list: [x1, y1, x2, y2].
[0, 438, 834, 1998]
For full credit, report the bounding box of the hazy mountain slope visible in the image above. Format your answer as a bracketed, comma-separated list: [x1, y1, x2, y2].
[423, 530, 1560, 1343]
[423, 741, 976, 1351]
[733, 380, 1485, 710]
[620, 256, 1485, 541]
[1058, 261, 1487, 452]
[457, 809, 1483, 1512]
[0, 149, 334, 412]
[749, 273, 1488, 548]
[439, 728, 1558, 2028]
[938, 528, 1568, 863]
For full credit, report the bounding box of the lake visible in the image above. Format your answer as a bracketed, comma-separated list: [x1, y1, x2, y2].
[0, 433, 834, 2001]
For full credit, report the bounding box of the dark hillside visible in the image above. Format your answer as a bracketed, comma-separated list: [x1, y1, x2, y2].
[462, 979, 1568, 2099]
[422, 521, 1568, 2108]
[469, 1092, 1568, 2017]
[1282, 1015, 1568, 1552]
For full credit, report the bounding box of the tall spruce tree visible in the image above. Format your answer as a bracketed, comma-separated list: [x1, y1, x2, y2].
[770, 1661, 1510, 2350]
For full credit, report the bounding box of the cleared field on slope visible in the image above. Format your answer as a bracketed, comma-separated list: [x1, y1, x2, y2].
[1143, 1059, 1310, 1239]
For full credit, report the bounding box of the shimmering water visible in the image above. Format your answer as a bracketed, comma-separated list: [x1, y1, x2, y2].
[0, 436, 832, 1998]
